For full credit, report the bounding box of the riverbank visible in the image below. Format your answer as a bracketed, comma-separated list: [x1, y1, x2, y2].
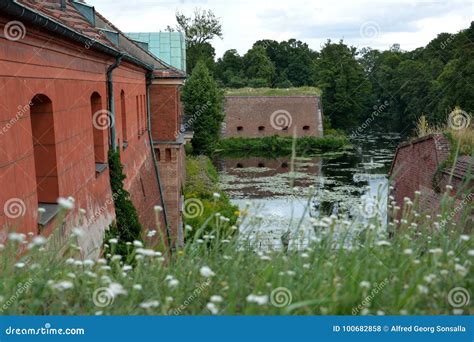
[183, 156, 238, 239]
[215, 135, 350, 156]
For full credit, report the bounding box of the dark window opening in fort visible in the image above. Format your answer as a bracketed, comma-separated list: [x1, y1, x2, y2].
[258, 126, 265, 131]
[237, 126, 243, 131]
[136, 95, 141, 138]
[281, 162, 289, 168]
[303, 125, 310, 131]
[120, 90, 128, 146]
[282, 126, 288, 131]
[156, 148, 161, 161]
[258, 162, 265, 168]
[165, 148, 172, 162]
[90, 92, 107, 169]
[31, 94, 59, 203]
[236, 163, 243, 168]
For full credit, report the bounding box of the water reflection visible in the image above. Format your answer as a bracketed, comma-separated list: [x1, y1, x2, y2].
[215, 133, 401, 249]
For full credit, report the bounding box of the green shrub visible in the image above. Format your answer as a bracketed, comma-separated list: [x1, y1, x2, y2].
[184, 156, 238, 241]
[105, 149, 143, 258]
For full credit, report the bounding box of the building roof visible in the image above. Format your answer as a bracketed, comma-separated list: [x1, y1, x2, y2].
[6, 0, 185, 78]
[389, 133, 473, 180]
[126, 32, 187, 73]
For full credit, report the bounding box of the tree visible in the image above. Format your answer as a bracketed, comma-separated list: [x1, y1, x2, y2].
[215, 49, 244, 86]
[314, 40, 372, 129]
[242, 46, 275, 87]
[182, 60, 224, 155]
[167, 8, 223, 72]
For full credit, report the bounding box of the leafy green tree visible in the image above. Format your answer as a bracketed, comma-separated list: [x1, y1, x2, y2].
[167, 9, 222, 73]
[314, 40, 372, 129]
[242, 46, 275, 86]
[182, 60, 224, 155]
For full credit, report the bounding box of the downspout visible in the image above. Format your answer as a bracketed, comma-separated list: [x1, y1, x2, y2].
[146, 73, 172, 250]
[106, 54, 123, 150]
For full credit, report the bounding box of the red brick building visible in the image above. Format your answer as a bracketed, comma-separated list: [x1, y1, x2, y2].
[389, 134, 473, 228]
[0, 0, 186, 256]
[223, 96, 324, 138]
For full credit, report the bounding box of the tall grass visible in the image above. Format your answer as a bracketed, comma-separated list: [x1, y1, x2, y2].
[0, 184, 471, 316]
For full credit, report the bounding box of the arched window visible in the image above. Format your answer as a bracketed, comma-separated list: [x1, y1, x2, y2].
[30, 94, 59, 203]
[258, 126, 265, 131]
[165, 148, 172, 162]
[120, 90, 128, 145]
[237, 126, 243, 131]
[90, 92, 107, 166]
[303, 125, 310, 131]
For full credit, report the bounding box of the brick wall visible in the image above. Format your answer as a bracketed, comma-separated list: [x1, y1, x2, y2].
[149, 84, 180, 141]
[223, 96, 323, 138]
[0, 19, 165, 256]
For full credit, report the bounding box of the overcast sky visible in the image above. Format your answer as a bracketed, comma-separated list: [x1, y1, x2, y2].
[86, 0, 473, 58]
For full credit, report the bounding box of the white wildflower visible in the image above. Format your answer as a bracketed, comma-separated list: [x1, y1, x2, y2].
[133, 284, 143, 291]
[108, 283, 127, 296]
[51, 280, 74, 291]
[403, 248, 413, 255]
[417, 284, 429, 294]
[14, 262, 25, 268]
[460, 235, 470, 241]
[206, 302, 219, 315]
[136, 248, 156, 256]
[147, 230, 157, 237]
[246, 294, 268, 306]
[210, 295, 223, 303]
[8, 233, 26, 242]
[213, 192, 221, 199]
[108, 238, 118, 244]
[200, 266, 215, 278]
[139, 300, 159, 309]
[133, 240, 143, 247]
[359, 281, 371, 289]
[428, 248, 443, 255]
[376, 240, 391, 247]
[71, 228, 84, 237]
[168, 279, 180, 289]
[57, 197, 74, 210]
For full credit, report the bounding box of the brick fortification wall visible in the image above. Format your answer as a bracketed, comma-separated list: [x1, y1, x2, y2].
[223, 96, 323, 138]
[0, 16, 165, 257]
[389, 134, 473, 229]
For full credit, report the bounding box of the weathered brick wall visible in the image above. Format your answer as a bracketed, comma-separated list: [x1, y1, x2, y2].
[223, 96, 323, 138]
[155, 144, 185, 247]
[149, 84, 180, 141]
[0, 19, 165, 256]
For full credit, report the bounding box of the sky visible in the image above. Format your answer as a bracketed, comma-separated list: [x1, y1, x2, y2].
[86, 0, 473, 58]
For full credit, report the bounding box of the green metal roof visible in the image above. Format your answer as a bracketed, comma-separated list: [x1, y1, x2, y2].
[125, 32, 186, 73]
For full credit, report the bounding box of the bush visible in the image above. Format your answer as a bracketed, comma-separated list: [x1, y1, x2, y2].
[215, 135, 349, 156]
[105, 149, 143, 258]
[184, 156, 238, 241]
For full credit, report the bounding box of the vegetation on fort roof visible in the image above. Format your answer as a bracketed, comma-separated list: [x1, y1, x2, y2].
[215, 135, 350, 156]
[0, 183, 472, 315]
[104, 149, 143, 259]
[183, 155, 238, 240]
[224, 87, 322, 97]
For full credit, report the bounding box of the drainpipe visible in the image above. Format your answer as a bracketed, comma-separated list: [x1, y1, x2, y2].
[106, 54, 123, 150]
[146, 73, 172, 250]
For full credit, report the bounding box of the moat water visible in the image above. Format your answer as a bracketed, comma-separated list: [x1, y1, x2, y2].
[214, 132, 401, 249]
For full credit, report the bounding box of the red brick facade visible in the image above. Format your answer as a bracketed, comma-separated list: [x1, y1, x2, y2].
[0, 1, 185, 256]
[223, 96, 323, 138]
[389, 134, 473, 226]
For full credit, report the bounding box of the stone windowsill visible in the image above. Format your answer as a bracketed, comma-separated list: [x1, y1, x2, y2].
[123, 141, 129, 150]
[38, 203, 60, 227]
[95, 163, 108, 175]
